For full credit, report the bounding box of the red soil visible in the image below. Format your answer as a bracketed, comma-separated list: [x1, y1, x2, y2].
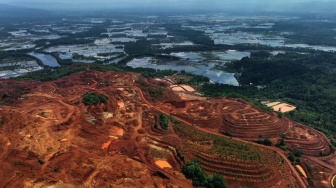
[160, 97, 332, 157]
[0, 70, 333, 188]
[0, 71, 191, 188]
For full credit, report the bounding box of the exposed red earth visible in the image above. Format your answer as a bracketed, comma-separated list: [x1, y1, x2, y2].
[0, 70, 334, 188]
[160, 98, 331, 156]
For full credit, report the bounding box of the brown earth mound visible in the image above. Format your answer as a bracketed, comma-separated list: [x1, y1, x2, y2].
[284, 122, 331, 156]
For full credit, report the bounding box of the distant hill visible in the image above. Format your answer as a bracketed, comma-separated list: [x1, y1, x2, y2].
[0, 4, 57, 22]
[4, 0, 336, 14]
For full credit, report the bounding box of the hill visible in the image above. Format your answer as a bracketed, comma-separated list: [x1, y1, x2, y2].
[0, 4, 57, 22]
[1, 69, 334, 187]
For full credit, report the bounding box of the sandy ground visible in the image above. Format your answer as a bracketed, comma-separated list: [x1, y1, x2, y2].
[155, 160, 172, 169]
[177, 92, 207, 101]
[273, 103, 296, 113]
[103, 112, 113, 119]
[102, 141, 112, 150]
[109, 126, 124, 137]
[154, 78, 165, 82]
[332, 175, 336, 187]
[117, 101, 125, 108]
[171, 85, 195, 92]
[171, 86, 185, 92]
[116, 128, 124, 136]
[266, 101, 281, 107]
[180, 84, 195, 92]
[296, 165, 307, 178]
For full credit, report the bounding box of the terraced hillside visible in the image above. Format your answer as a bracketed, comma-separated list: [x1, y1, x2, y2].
[161, 98, 332, 157]
[162, 99, 290, 139]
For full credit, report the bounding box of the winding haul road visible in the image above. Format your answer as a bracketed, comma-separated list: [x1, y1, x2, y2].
[69, 72, 308, 188]
[109, 85, 308, 188]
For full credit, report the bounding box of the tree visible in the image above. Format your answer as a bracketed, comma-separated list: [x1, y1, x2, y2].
[288, 154, 296, 163]
[263, 139, 273, 146]
[182, 161, 207, 186]
[223, 131, 233, 137]
[182, 161, 227, 188]
[82, 92, 107, 106]
[292, 150, 303, 157]
[277, 112, 283, 118]
[159, 113, 169, 130]
[277, 134, 286, 147]
[206, 174, 227, 188]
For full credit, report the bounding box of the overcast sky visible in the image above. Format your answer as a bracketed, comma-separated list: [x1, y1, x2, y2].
[0, 0, 335, 11]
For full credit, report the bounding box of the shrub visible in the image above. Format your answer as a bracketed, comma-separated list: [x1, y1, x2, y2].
[0, 117, 5, 125]
[206, 174, 227, 188]
[159, 113, 169, 130]
[292, 150, 303, 157]
[182, 161, 227, 188]
[12, 161, 26, 167]
[223, 131, 233, 137]
[263, 139, 273, 146]
[288, 154, 296, 163]
[182, 160, 207, 186]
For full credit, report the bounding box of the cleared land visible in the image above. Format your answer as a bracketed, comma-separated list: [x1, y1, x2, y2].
[272, 103, 296, 113]
[266, 102, 281, 107]
[0, 70, 333, 187]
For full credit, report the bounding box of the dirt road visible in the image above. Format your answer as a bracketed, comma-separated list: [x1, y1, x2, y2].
[113, 85, 308, 188]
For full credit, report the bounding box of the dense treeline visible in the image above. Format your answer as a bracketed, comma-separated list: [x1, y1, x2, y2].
[273, 21, 336, 46]
[16, 65, 87, 81]
[230, 51, 326, 85]
[15, 62, 178, 82]
[36, 24, 108, 49]
[123, 39, 155, 55]
[202, 83, 273, 113]
[164, 24, 214, 46]
[202, 51, 336, 145]
[0, 51, 44, 67]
